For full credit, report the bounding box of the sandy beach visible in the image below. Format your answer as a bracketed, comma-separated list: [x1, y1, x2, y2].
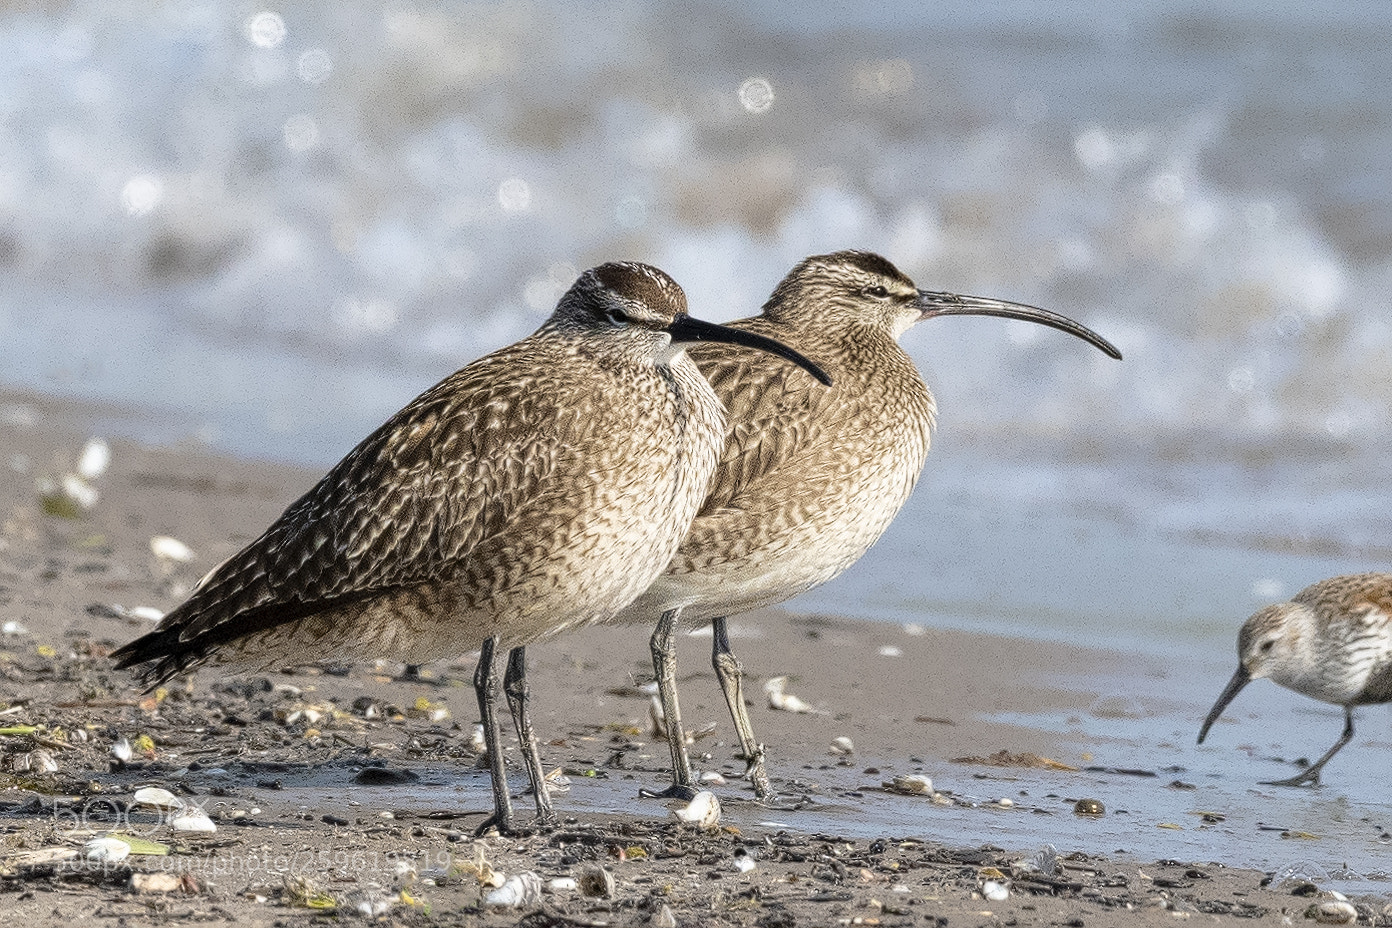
[3, 387, 1388, 926]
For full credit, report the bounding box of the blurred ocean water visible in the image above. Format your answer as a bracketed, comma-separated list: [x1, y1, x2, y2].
[2, 1, 1391, 646]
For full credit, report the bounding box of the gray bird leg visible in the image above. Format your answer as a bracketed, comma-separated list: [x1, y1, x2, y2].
[712, 616, 771, 799]
[472, 637, 515, 834]
[1263, 706, 1356, 787]
[646, 607, 699, 800]
[504, 645, 554, 825]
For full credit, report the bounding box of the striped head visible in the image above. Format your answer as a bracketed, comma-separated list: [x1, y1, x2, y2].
[760, 250, 1121, 356]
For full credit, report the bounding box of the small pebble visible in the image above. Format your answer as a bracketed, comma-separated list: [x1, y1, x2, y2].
[1, 621, 27, 636]
[885, 774, 933, 795]
[982, 879, 1009, 902]
[77, 438, 111, 480]
[830, 736, 855, 755]
[878, 644, 903, 657]
[546, 877, 578, 893]
[699, 770, 727, 786]
[1307, 900, 1358, 924]
[150, 535, 195, 563]
[763, 676, 819, 714]
[1074, 798, 1105, 816]
[130, 872, 184, 894]
[171, 806, 217, 833]
[730, 850, 756, 873]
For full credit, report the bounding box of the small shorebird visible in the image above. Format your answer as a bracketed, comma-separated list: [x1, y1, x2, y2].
[1198, 572, 1392, 786]
[613, 250, 1122, 798]
[112, 262, 829, 832]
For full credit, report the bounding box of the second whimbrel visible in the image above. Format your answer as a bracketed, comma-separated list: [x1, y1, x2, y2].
[1198, 572, 1392, 786]
[111, 262, 829, 833]
[613, 250, 1122, 798]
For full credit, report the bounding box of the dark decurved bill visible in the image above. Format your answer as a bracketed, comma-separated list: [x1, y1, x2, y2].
[1197, 665, 1252, 744]
[917, 292, 1123, 360]
[668, 314, 832, 386]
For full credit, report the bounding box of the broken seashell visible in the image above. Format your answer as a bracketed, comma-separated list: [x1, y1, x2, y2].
[578, 864, 615, 898]
[150, 536, 195, 564]
[84, 836, 131, 864]
[885, 774, 934, 795]
[485, 871, 542, 908]
[672, 789, 721, 829]
[133, 787, 182, 809]
[170, 806, 217, 833]
[763, 676, 820, 714]
[830, 736, 855, 755]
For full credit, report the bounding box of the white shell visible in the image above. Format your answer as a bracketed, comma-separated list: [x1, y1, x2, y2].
[982, 880, 1009, 902]
[129, 606, 166, 622]
[77, 438, 111, 480]
[830, 736, 855, 755]
[170, 806, 217, 833]
[133, 786, 181, 809]
[485, 871, 543, 908]
[150, 536, 196, 563]
[1, 621, 28, 636]
[1309, 901, 1358, 924]
[84, 836, 131, 864]
[546, 877, 578, 893]
[730, 854, 756, 873]
[672, 789, 721, 829]
[699, 770, 727, 786]
[763, 676, 820, 714]
[578, 865, 615, 898]
[887, 774, 934, 795]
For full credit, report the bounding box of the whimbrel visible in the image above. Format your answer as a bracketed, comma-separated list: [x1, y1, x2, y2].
[1198, 572, 1392, 786]
[613, 250, 1121, 798]
[112, 262, 829, 832]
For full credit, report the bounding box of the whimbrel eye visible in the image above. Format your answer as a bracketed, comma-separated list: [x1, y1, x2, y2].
[1259, 640, 1275, 654]
[863, 285, 889, 299]
[604, 308, 629, 326]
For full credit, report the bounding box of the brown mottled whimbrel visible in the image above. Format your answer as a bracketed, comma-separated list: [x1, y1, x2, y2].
[1198, 572, 1392, 786]
[613, 250, 1121, 799]
[112, 262, 829, 833]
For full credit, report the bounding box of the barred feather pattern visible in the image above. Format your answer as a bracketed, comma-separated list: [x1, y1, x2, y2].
[1241, 572, 1392, 707]
[613, 254, 936, 626]
[112, 267, 727, 687]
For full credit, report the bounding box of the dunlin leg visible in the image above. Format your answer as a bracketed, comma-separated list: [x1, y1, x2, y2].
[648, 607, 699, 800]
[1263, 707, 1356, 787]
[472, 637, 515, 834]
[503, 645, 554, 825]
[712, 617, 771, 799]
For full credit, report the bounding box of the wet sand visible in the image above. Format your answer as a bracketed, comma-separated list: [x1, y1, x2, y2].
[2, 386, 1389, 926]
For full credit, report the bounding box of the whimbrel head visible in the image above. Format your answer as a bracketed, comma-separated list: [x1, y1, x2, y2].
[1197, 601, 1309, 744]
[763, 250, 1121, 357]
[555, 261, 831, 383]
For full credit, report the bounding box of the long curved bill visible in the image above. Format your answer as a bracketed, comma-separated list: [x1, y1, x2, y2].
[667, 314, 832, 386]
[917, 292, 1123, 360]
[1197, 665, 1252, 744]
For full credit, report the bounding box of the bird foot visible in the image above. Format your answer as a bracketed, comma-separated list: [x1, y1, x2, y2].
[473, 812, 552, 838]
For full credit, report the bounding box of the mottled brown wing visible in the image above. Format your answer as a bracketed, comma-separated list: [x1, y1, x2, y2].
[689, 331, 837, 516]
[111, 348, 569, 682]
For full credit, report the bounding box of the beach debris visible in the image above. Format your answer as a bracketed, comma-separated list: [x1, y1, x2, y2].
[485, 871, 543, 908]
[83, 836, 131, 865]
[3, 749, 58, 774]
[699, 770, 727, 786]
[133, 786, 181, 809]
[150, 535, 196, 564]
[111, 736, 133, 764]
[884, 774, 934, 796]
[830, 736, 855, 755]
[546, 876, 578, 893]
[468, 723, 488, 754]
[651, 903, 678, 928]
[128, 605, 165, 622]
[113, 835, 170, 856]
[542, 766, 571, 793]
[1, 621, 27, 637]
[878, 644, 903, 657]
[578, 864, 616, 898]
[77, 438, 111, 480]
[284, 874, 337, 909]
[996, 797, 1015, 808]
[344, 887, 395, 917]
[672, 789, 721, 829]
[1074, 798, 1106, 816]
[730, 849, 756, 873]
[1018, 844, 1060, 876]
[130, 872, 192, 894]
[763, 676, 820, 713]
[1307, 898, 1358, 924]
[981, 879, 1010, 902]
[170, 805, 217, 833]
[952, 749, 1079, 771]
[5, 847, 79, 870]
[457, 846, 505, 887]
[902, 622, 925, 636]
